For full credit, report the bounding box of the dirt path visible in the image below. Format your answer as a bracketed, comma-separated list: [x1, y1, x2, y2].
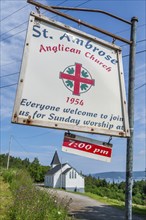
[40, 187, 144, 220]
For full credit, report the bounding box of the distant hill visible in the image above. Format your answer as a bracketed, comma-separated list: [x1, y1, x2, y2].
[92, 171, 145, 181]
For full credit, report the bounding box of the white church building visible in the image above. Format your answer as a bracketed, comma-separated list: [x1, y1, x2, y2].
[44, 151, 85, 193]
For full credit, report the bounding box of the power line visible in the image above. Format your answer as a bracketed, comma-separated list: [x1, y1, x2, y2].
[50, 0, 69, 8]
[137, 39, 146, 43]
[1, 29, 26, 42]
[0, 83, 18, 89]
[123, 49, 146, 58]
[0, 0, 145, 41]
[12, 136, 30, 154]
[135, 83, 146, 91]
[16, 131, 51, 139]
[0, 1, 69, 38]
[121, 39, 146, 48]
[0, 72, 19, 78]
[136, 50, 146, 55]
[1, 0, 91, 43]
[0, 4, 29, 22]
[0, 21, 28, 38]
[114, 23, 146, 35]
[0, 1, 66, 38]
[0, 60, 21, 67]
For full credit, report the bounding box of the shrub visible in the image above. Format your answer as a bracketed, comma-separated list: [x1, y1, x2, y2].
[9, 186, 69, 220]
[1, 168, 17, 184]
[1, 169, 71, 220]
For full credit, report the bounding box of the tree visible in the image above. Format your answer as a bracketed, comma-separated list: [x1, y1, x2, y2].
[28, 157, 42, 182]
[22, 158, 30, 168]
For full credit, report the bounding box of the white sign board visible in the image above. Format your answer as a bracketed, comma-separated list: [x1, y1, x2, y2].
[12, 12, 130, 137]
[62, 133, 113, 162]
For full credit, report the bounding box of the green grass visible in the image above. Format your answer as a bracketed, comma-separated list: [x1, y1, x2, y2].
[0, 176, 13, 220]
[85, 192, 146, 217]
[1, 169, 72, 220]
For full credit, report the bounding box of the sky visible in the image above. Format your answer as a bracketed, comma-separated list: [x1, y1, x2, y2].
[0, 0, 146, 175]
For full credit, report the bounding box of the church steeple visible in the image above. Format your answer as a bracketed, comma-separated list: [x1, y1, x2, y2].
[50, 151, 61, 168]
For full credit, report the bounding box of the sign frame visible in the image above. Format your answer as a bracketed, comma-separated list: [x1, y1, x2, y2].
[12, 12, 130, 137]
[62, 132, 113, 162]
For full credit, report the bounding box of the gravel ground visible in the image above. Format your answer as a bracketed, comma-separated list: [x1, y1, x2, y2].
[40, 187, 145, 220]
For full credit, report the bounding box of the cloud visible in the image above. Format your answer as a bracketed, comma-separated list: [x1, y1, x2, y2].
[1, 35, 25, 65]
[30, 144, 58, 151]
[0, 87, 16, 120]
[0, 124, 12, 132]
[136, 63, 146, 72]
[138, 150, 146, 156]
[2, 148, 57, 165]
[134, 106, 146, 125]
[135, 132, 146, 140]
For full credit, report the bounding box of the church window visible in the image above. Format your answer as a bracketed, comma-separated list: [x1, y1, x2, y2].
[69, 172, 71, 179]
[75, 172, 77, 178]
[72, 170, 74, 178]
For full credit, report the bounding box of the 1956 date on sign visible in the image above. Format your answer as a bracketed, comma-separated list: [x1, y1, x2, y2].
[66, 97, 84, 106]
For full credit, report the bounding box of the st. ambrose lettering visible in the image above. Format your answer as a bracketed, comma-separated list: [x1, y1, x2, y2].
[32, 25, 118, 65]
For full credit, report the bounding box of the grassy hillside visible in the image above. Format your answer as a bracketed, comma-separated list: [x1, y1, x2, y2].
[0, 168, 72, 220]
[0, 176, 13, 219]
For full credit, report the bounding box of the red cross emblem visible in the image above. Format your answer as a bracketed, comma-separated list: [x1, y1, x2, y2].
[60, 63, 95, 96]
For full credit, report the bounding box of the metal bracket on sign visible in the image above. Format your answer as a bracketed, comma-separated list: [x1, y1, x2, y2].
[78, 19, 81, 28]
[112, 38, 116, 44]
[65, 131, 76, 139]
[108, 136, 112, 144]
[35, 6, 40, 14]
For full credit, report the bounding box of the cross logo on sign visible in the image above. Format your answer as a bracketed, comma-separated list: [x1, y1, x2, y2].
[60, 63, 95, 96]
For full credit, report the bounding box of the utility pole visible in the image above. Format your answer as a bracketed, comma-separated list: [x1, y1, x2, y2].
[60, 157, 62, 189]
[125, 17, 138, 220]
[7, 135, 13, 169]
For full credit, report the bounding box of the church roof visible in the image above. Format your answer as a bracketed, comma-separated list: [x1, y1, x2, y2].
[50, 151, 61, 166]
[46, 163, 67, 175]
[46, 151, 84, 178]
[62, 167, 72, 175]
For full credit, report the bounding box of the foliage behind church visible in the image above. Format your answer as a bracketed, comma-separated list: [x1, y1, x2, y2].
[0, 154, 50, 182]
